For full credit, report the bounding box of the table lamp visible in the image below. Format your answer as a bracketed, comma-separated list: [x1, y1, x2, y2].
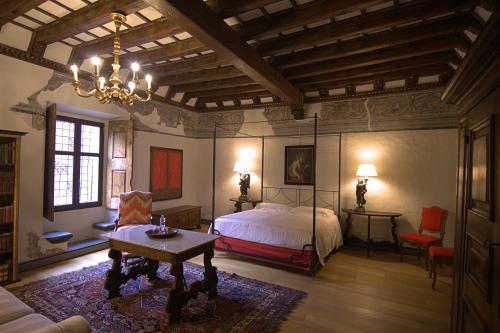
[233, 160, 251, 200]
[355, 163, 377, 212]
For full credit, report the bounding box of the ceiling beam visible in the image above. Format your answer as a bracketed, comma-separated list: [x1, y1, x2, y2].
[238, 0, 389, 39]
[198, 90, 273, 104]
[169, 76, 254, 93]
[283, 35, 469, 79]
[294, 51, 458, 86]
[0, 0, 46, 27]
[301, 64, 453, 91]
[258, 0, 478, 56]
[156, 65, 243, 85]
[29, 0, 149, 57]
[69, 18, 183, 63]
[146, 53, 229, 75]
[206, 0, 279, 18]
[272, 14, 480, 69]
[117, 38, 207, 66]
[143, 0, 303, 116]
[184, 84, 264, 99]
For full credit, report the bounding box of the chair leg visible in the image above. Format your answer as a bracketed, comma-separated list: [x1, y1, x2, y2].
[425, 246, 429, 271]
[417, 247, 421, 260]
[400, 241, 404, 262]
[432, 259, 437, 289]
[429, 258, 433, 278]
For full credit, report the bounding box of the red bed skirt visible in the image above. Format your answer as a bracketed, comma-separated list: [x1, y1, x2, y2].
[215, 236, 313, 271]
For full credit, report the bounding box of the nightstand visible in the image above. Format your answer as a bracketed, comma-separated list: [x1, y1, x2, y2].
[229, 198, 261, 213]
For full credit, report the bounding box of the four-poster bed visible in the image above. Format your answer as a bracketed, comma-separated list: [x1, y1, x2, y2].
[209, 114, 343, 274]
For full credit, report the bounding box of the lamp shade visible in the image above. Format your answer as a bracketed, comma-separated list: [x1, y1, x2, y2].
[356, 163, 378, 177]
[233, 160, 251, 173]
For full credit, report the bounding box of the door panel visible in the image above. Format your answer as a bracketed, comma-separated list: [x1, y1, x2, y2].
[460, 115, 497, 333]
[106, 120, 133, 209]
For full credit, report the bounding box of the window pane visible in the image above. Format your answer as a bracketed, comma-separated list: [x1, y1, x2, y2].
[81, 125, 101, 153]
[55, 120, 75, 152]
[79, 156, 99, 203]
[54, 154, 73, 206]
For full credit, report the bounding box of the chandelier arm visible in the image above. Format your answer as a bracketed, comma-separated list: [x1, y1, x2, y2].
[72, 81, 97, 98]
[132, 90, 153, 103]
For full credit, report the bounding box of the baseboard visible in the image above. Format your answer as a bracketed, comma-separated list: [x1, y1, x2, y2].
[19, 238, 109, 273]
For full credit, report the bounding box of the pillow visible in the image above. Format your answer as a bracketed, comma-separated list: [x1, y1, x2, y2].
[292, 206, 335, 217]
[255, 202, 290, 212]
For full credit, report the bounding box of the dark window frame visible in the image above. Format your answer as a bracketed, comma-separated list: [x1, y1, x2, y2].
[54, 115, 104, 212]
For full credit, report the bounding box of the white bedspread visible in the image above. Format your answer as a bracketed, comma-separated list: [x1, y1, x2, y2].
[211, 208, 343, 265]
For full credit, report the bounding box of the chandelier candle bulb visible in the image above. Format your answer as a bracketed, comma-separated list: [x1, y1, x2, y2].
[98, 77, 105, 90]
[91, 56, 101, 75]
[131, 62, 140, 81]
[128, 81, 136, 93]
[146, 74, 152, 90]
[70, 65, 78, 81]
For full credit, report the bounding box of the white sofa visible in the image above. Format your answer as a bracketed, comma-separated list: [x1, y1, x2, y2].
[0, 286, 91, 333]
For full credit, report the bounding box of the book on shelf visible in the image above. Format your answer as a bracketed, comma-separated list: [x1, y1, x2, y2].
[0, 142, 15, 166]
[0, 206, 14, 223]
[0, 172, 15, 195]
[0, 261, 11, 282]
[0, 232, 13, 253]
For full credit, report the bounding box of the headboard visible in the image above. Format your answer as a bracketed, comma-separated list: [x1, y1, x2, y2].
[262, 187, 339, 214]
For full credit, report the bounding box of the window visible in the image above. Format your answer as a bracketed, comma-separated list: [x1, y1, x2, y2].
[53, 116, 104, 211]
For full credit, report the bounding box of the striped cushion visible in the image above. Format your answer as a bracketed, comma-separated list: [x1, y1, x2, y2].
[118, 191, 152, 226]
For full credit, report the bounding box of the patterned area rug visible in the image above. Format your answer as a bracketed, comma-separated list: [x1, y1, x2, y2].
[11, 261, 305, 333]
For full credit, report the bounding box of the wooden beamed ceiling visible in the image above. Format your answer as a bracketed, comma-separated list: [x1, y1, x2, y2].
[0, 0, 493, 114]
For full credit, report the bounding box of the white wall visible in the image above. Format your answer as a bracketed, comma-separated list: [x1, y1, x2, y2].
[340, 129, 458, 246]
[132, 131, 212, 218]
[210, 124, 457, 247]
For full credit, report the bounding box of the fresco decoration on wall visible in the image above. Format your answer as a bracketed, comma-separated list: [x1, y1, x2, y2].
[10, 72, 70, 130]
[183, 110, 245, 138]
[320, 89, 458, 133]
[26, 232, 64, 259]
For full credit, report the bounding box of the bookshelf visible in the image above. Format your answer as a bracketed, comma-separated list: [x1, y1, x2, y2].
[0, 130, 25, 285]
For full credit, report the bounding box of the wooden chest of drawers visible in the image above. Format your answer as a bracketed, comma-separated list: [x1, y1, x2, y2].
[152, 205, 201, 230]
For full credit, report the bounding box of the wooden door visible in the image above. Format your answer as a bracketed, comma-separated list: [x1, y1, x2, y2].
[106, 120, 133, 209]
[458, 115, 500, 333]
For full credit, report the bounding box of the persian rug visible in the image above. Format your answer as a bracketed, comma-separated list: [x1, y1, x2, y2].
[11, 261, 305, 333]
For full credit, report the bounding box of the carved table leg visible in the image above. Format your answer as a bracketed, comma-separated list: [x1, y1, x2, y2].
[145, 259, 159, 280]
[166, 262, 184, 324]
[344, 213, 352, 242]
[367, 215, 371, 257]
[204, 249, 218, 299]
[390, 216, 400, 253]
[104, 249, 126, 299]
[234, 201, 242, 213]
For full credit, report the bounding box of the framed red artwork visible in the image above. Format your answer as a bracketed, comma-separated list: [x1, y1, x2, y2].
[150, 147, 183, 201]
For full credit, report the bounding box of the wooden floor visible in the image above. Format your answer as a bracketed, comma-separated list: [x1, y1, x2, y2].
[9, 243, 452, 333]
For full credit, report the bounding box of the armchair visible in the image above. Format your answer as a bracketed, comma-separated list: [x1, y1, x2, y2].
[399, 206, 448, 270]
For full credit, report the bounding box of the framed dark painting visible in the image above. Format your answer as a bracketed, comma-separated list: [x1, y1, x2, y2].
[284, 145, 315, 185]
[150, 147, 183, 201]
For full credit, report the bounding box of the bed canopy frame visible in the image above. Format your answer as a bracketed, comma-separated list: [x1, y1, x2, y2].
[210, 114, 342, 275]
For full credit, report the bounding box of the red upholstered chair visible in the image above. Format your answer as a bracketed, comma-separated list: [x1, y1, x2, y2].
[428, 246, 454, 289]
[114, 191, 153, 264]
[399, 206, 448, 270]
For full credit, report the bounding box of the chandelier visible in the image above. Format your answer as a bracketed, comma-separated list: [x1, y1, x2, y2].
[69, 12, 152, 106]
